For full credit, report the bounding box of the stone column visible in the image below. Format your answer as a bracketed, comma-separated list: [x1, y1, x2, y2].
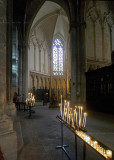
[0, 0, 17, 160]
[44, 50, 46, 73]
[93, 22, 96, 60]
[22, 41, 29, 97]
[27, 46, 30, 91]
[49, 76, 52, 101]
[79, 21, 86, 105]
[34, 75, 37, 89]
[39, 47, 41, 72]
[109, 26, 112, 53]
[70, 24, 80, 106]
[18, 46, 23, 95]
[65, 80, 67, 98]
[34, 45, 36, 71]
[70, 1, 86, 107]
[102, 25, 105, 60]
[6, 0, 16, 116]
[0, 1, 7, 117]
[22, 44, 26, 94]
[112, 25, 114, 51]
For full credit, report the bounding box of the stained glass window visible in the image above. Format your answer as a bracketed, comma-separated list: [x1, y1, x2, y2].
[53, 38, 63, 75]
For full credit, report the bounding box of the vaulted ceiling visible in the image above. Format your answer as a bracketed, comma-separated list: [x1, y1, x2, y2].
[29, 1, 69, 51]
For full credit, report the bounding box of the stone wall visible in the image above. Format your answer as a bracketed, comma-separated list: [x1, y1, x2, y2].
[29, 28, 50, 75]
[85, 1, 114, 71]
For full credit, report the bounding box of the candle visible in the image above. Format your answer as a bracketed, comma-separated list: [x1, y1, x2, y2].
[75, 111, 78, 127]
[82, 112, 87, 128]
[68, 114, 70, 124]
[78, 106, 81, 127]
[80, 106, 83, 127]
[26, 93, 35, 106]
[64, 100, 66, 106]
[61, 95, 62, 117]
[74, 109, 76, 123]
[72, 116, 75, 128]
[26, 98, 28, 104]
[65, 112, 67, 121]
[93, 141, 98, 149]
[75, 130, 111, 159]
[63, 100, 66, 115]
[68, 101, 69, 107]
[86, 136, 90, 144]
[67, 112, 69, 123]
[106, 150, 112, 158]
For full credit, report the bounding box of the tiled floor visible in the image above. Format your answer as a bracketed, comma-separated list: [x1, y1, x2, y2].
[15, 105, 114, 160]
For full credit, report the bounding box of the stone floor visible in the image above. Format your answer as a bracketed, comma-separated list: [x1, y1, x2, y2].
[14, 105, 114, 160]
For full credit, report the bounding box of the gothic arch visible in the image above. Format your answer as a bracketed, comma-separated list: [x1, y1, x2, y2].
[25, 0, 70, 44]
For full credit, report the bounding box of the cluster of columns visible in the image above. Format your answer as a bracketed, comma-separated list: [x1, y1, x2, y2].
[86, 11, 112, 63]
[69, 0, 86, 106]
[0, 0, 17, 160]
[28, 36, 49, 74]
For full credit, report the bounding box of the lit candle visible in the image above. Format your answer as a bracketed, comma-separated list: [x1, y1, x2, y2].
[78, 106, 81, 127]
[61, 95, 62, 117]
[63, 100, 66, 116]
[72, 116, 75, 128]
[68, 101, 69, 107]
[65, 112, 67, 121]
[76, 111, 78, 127]
[26, 98, 28, 104]
[67, 113, 69, 123]
[93, 141, 98, 149]
[82, 112, 87, 128]
[64, 100, 66, 106]
[86, 136, 90, 144]
[74, 109, 76, 123]
[106, 150, 112, 158]
[60, 95, 62, 117]
[80, 106, 83, 127]
[69, 114, 70, 124]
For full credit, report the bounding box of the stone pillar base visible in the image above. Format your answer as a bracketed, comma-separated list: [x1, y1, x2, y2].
[0, 116, 17, 160]
[7, 103, 17, 117]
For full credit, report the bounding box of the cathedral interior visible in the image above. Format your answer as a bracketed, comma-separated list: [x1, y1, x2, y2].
[0, 0, 114, 160]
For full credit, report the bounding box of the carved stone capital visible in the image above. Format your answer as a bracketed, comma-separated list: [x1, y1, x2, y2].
[103, 11, 114, 27]
[86, 6, 98, 23]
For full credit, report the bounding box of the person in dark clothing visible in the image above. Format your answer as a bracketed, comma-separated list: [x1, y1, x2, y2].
[13, 92, 17, 103]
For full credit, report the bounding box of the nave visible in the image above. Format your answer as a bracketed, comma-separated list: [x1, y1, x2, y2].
[14, 105, 114, 160]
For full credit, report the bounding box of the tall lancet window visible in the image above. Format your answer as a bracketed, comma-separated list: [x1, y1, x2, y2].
[53, 38, 63, 75]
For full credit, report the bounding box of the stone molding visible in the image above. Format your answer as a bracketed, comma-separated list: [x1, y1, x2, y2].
[86, 4, 114, 29]
[30, 71, 50, 79]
